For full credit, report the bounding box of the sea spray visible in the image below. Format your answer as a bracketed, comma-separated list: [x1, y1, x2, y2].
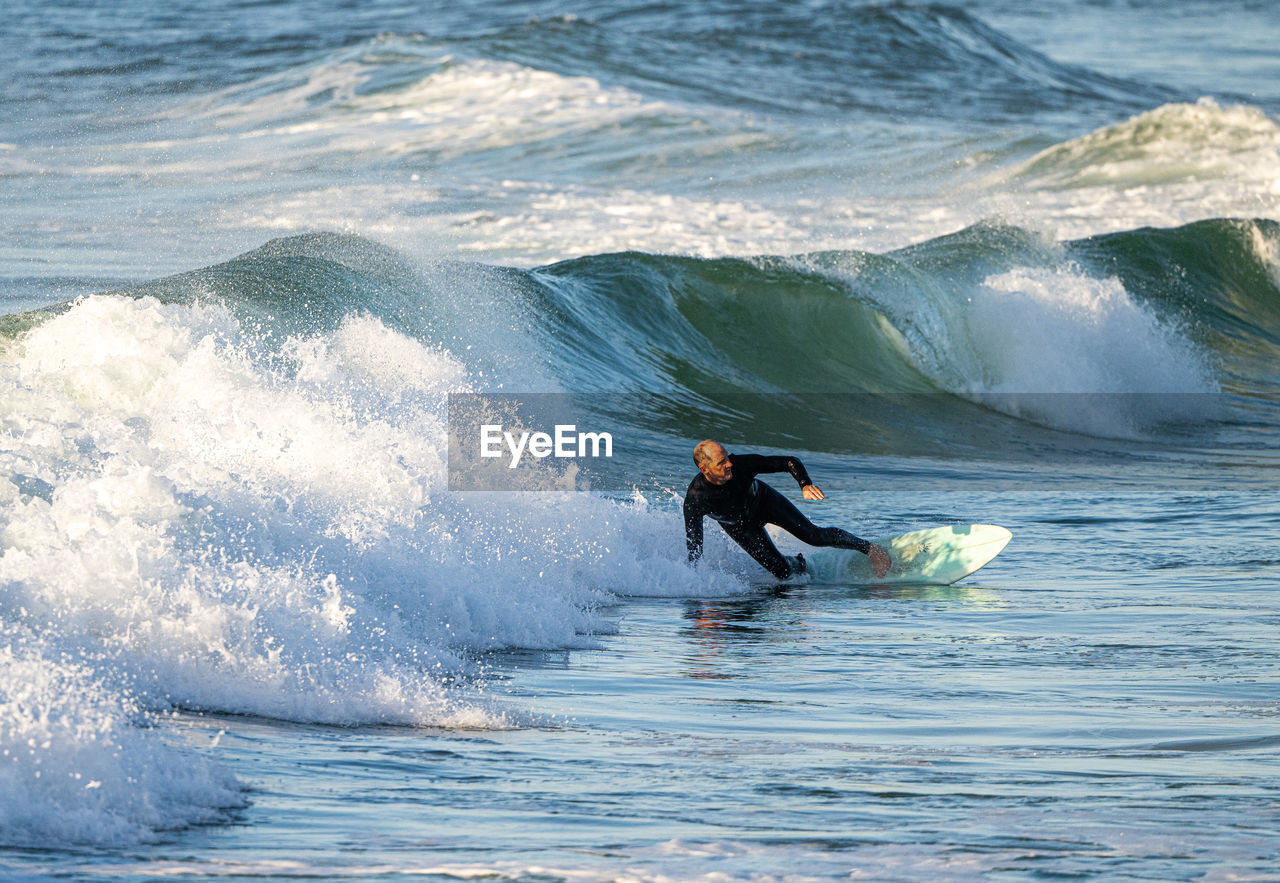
[957, 266, 1218, 435]
[0, 286, 752, 844]
[788, 228, 1221, 437]
[0, 294, 743, 721]
[0, 627, 244, 848]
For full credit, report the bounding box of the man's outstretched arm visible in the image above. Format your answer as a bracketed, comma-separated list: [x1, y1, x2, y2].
[740, 453, 825, 500]
[683, 500, 705, 564]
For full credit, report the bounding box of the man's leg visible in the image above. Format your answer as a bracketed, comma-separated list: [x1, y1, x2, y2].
[755, 484, 871, 553]
[721, 523, 794, 580]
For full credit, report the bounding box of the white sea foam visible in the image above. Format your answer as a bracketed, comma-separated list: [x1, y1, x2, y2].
[1012, 99, 1280, 191]
[937, 265, 1217, 435]
[198, 94, 1280, 269]
[167, 48, 706, 172]
[13, 38, 1280, 280]
[962, 267, 1213, 393]
[0, 627, 243, 848]
[1250, 220, 1280, 290]
[0, 292, 746, 843]
[447, 183, 811, 262]
[1, 294, 733, 715]
[815, 249, 1219, 436]
[984, 98, 1280, 241]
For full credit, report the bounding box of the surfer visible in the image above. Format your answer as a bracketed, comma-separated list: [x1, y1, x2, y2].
[684, 440, 891, 580]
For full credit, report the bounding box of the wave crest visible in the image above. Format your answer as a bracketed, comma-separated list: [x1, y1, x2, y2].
[1012, 98, 1280, 190]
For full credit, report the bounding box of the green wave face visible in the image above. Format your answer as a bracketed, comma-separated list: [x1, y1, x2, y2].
[525, 219, 1277, 450]
[5, 219, 1277, 458]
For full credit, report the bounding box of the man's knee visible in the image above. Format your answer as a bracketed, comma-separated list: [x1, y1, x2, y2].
[783, 520, 831, 546]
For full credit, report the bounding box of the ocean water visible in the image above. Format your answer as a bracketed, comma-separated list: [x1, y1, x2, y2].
[1, 0, 1279, 879]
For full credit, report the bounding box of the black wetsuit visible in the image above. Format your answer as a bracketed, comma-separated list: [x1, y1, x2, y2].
[683, 453, 871, 580]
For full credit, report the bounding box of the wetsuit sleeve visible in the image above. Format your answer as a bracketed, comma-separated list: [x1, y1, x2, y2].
[683, 495, 705, 563]
[733, 453, 814, 489]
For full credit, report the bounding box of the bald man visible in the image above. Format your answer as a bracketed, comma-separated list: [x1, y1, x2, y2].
[683, 440, 891, 580]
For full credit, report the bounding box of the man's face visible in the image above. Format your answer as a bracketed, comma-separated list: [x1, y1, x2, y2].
[700, 445, 733, 485]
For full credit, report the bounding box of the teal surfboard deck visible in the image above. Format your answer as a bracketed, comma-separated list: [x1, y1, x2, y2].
[803, 523, 1012, 586]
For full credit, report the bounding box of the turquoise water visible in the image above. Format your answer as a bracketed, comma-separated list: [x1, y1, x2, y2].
[2, 0, 1279, 879]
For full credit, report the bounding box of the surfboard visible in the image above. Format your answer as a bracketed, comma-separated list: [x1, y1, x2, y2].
[801, 523, 1011, 586]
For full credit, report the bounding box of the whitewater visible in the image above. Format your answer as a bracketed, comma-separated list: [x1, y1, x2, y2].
[2, 0, 1279, 880]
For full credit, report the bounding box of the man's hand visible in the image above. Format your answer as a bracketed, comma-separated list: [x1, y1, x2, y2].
[868, 544, 891, 578]
[801, 484, 824, 501]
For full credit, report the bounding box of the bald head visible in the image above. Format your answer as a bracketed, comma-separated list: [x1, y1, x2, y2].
[693, 439, 733, 485]
[692, 439, 725, 468]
